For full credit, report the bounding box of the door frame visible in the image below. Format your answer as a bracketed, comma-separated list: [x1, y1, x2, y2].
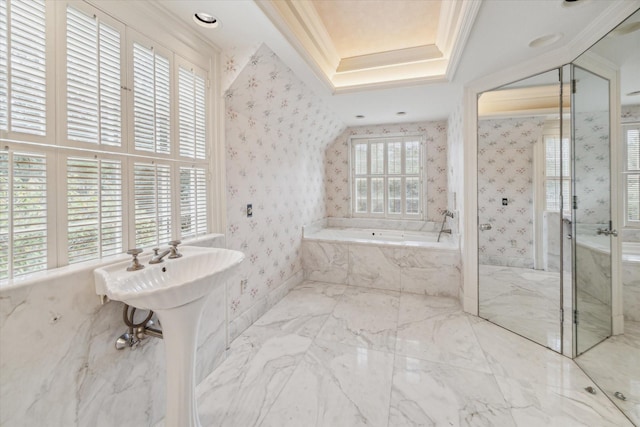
[572, 52, 623, 353]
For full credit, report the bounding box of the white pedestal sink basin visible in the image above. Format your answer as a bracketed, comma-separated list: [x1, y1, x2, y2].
[94, 246, 244, 427]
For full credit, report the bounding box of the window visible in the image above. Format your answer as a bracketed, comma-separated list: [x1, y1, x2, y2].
[0, 1, 213, 280]
[543, 135, 570, 214]
[624, 123, 640, 226]
[0, 0, 48, 138]
[351, 135, 423, 218]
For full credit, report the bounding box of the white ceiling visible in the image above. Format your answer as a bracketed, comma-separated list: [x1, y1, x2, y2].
[155, 0, 640, 126]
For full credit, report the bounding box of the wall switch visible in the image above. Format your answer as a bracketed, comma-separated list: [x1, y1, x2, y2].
[240, 279, 248, 294]
[247, 204, 253, 217]
[502, 198, 508, 206]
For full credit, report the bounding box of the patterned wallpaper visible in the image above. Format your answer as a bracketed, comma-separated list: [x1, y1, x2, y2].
[574, 111, 610, 225]
[324, 121, 448, 221]
[224, 44, 344, 321]
[477, 117, 545, 268]
[622, 104, 640, 123]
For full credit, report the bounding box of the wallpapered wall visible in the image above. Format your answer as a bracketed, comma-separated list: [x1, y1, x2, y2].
[324, 121, 448, 221]
[477, 117, 545, 268]
[574, 111, 610, 225]
[224, 44, 344, 326]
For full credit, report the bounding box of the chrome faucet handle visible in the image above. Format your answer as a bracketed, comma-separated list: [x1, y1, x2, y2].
[152, 248, 160, 256]
[168, 240, 183, 259]
[126, 248, 145, 271]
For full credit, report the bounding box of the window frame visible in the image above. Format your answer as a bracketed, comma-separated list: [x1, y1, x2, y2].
[623, 122, 640, 228]
[349, 133, 425, 219]
[542, 133, 571, 216]
[0, 0, 218, 281]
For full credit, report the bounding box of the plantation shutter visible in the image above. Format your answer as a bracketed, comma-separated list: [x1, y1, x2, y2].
[67, 157, 123, 264]
[133, 42, 171, 154]
[134, 162, 172, 248]
[66, 6, 122, 146]
[0, 151, 48, 280]
[0, 0, 47, 136]
[178, 65, 206, 159]
[626, 127, 640, 222]
[179, 167, 207, 237]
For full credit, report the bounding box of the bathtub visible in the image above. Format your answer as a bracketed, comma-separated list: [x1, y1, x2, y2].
[301, 219, 461, 297]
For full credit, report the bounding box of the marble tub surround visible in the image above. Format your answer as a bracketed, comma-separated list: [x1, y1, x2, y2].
[302, 239, 461, 297]
[0, 235, 229, 427]
[179, 281, 632, 427]
[325, 217, 442, 232]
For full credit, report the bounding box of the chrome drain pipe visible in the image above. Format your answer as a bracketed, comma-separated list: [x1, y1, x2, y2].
[115, 304, 163, 350]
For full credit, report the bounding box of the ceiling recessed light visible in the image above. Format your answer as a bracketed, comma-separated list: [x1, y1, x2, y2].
[396, 111, 407, 116]
[562, 0, 586, 7]
[355, 115, 365, 119]
[627, 90, 640, 97]
[528, 33, 563, 48]
[193, 12, 219, 28]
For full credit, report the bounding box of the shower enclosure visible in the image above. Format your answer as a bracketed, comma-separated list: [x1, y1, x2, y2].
[477, 9, 639, 425]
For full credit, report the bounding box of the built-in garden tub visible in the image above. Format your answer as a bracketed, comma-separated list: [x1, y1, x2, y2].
[302, 218, 461, 297]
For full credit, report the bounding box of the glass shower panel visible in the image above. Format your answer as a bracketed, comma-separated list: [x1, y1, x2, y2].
[477, 69, 564, 353]
[572, 65, 612, 355]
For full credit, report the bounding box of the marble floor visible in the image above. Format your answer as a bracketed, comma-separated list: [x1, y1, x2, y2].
[577, 320, 640, 425]
[179, 281, 634, 427]
[478, 264, 569, 353]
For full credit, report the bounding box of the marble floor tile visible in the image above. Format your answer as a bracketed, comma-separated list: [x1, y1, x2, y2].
[196, 325, 312, 427]
[576, 320, 640, 425]
[495, 374, 634, 427]
[389, 356, 515, 427]
[253, 281, 346, 338]
[186, 280, 632, 427]
[260, 339, 394, 427]
[316, 286, 400, 353]
[396, 294, 491, 373]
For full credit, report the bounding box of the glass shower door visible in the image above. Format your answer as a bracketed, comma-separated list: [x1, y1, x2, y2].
[572, 65, 612, 355]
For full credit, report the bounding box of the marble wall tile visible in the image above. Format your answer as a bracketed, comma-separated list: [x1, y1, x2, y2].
[0, 234, 227, 427]
[623, 260, 640, 322]
[260, 339, 394, 427]
[301, 241, 349, 284]
[392, 248, 461, 297]
[347, 244, 401, 291]
[575, 243, 612, 305]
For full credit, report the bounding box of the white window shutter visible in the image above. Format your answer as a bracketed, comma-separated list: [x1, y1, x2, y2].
[180, 167, 207, 237]
[133, 43, 171, 154]
[178, 65, 206, 159]
[67, 157, 123, 264]
[134, 162, 172, 248]
[0, 150, 48, 280]
[0, 0, 47, 136]
[66, 6, 122, 146]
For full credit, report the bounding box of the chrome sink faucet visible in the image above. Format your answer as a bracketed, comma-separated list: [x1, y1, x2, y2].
[149, 240, 183, 264]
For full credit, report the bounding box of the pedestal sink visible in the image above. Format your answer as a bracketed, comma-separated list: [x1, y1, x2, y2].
[94, 246, 244, 427]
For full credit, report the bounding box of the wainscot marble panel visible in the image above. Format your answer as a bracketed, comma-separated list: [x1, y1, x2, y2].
[0, 235, 228, 427]
[301, 241, 349, 284]
[575, 242, 612, 306]
[623, 259, 640, 322]
[347, 244, 400, 291]
[302, 239, 461, 297]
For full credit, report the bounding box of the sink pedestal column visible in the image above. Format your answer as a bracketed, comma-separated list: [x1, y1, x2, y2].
[155, 295, 208, 427]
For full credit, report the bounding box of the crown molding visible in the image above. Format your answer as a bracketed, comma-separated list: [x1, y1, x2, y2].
[337, 45, 443, 73]
[256, 0, 477, 92]
[478, 84, 571, 117]
[445, 0, 483, 81]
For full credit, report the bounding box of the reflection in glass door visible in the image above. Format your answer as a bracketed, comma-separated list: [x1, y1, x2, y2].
[572, 65, 613, 355]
